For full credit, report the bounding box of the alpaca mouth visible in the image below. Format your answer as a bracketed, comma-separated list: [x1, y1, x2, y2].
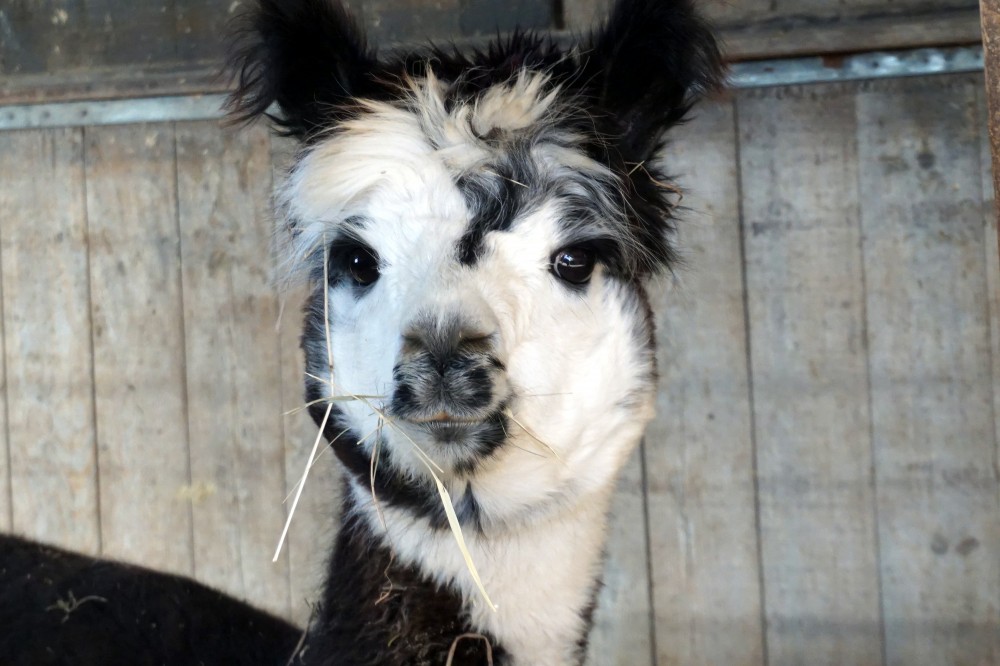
[408, 413, 484, 425]
[401, 408, 508, 446]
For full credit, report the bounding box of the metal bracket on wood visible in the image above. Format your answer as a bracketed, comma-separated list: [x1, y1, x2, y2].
[0, 45, 985, 131]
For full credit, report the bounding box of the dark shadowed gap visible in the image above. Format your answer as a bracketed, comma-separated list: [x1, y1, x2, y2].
[731, 95, 770, 666]
[79, 126, 104, 554]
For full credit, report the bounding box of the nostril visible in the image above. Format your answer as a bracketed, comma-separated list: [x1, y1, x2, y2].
[401, 332, 424, 354]
[456, 330, 498, 355]
[457, 330, 495, 345]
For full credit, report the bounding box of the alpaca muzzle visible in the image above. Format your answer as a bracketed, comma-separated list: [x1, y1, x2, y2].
[389, 312, 508, 429]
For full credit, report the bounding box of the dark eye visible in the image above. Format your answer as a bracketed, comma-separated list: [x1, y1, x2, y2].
[347, 246, 380, 286]
[550, 246, 596, 285]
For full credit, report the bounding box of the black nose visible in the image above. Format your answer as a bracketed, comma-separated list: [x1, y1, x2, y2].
[391, 313, 503, 421]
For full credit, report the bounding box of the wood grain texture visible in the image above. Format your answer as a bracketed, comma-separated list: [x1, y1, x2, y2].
[710, 0, 976, 24]
[981, 70, 1000, 567]
[562, 0, 981, 58]
[719, 7, 982, 61]
[737, 84, 883, 665]
[0, 128, 99, 553]
[175, 0, 239, 62]
[857, 73, 1000, 666]
[84, 124, 193, 574]
[0, 208, 8, 532]
[643, 100, 765, 666]
[984, 0, 1000, 213]
[585, 447, 654, 666]
[175, 120, 291, 617]
[0, 0, 179, 76]
[271, 135, 343, 626]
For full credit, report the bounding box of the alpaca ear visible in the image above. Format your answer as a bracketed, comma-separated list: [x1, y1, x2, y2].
[584, 0, 725, 161]
[226, 0, 375, 138]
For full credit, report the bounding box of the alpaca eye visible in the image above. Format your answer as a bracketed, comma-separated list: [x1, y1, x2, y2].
[551, 246, 596, 284]
[347, 246, 380, 286]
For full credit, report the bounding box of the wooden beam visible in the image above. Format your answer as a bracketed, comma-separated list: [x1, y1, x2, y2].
[721, 7, 982, 61]
[0, 6, 985, 105]
[981, 0, 1000, 227]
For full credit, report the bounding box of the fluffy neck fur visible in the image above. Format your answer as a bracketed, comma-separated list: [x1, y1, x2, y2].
[303, 469, 623, 666]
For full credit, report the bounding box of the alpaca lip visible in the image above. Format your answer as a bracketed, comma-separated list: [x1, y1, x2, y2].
[415, 419, 480, 443]
[407, 413, 482, 425]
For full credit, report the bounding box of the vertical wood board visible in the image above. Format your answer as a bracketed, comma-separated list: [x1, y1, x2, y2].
[980, 0, 1000, 214]
[0, 128, 99, 552]
[175, 120, 291, 617]
[0, 0, 180, 76]
[585, 447, 654, 666]
[643, 100, 765, 666]
[737, 83, 883, 665]
[980, 67, 1000, 559]
[857, 73, 1000, 665]
[0, 186, 8, 532]
[84, 123, 193, 574]
[174, 0, 238, 62]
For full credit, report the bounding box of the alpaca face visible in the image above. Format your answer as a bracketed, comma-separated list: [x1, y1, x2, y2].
[285, 74, 658, 525]
[228, 0, 723, 530]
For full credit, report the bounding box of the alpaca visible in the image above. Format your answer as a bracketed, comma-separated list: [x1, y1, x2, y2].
[0, 534, 303, 665]
[0, 0, 722, 663]
[226, 0, 724, 663]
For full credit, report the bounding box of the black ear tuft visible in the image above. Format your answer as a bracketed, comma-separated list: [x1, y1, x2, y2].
[226, 0, 376, 138]
[583, 0, 725, 161]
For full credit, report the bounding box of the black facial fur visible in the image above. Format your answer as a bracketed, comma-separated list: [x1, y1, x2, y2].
[455, 146, 537, 265]
[228, 0, 724, 278]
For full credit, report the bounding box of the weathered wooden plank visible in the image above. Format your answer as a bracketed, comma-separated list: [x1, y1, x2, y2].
[0, 62, 228, 106]
[984, 0, 1000, 210]
[175, 0, 236, 62]
[355, 0, 461, 42]
[585, 447, 653, 666]
[737, 83, 883, 665]
[271, 135, 342, 625]
[84, 124, 193, 574]
[565, 0, 977, 26]
[643, 100, 765, 666]
[857, 73, 1000, 666]
[0, 0, 179, 76]
[981, 69, 1000, 540]
[710, 0, 975, 24]
[0, 128, 99, 552]
[562, 1, 981, 59]
[1, 2, 984, 104]
[0, 233, 8, 532]
[719, 8, 982, 61]
[175, 120, 291, 617]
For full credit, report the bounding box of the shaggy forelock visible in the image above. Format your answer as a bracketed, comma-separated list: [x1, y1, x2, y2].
[277, 66, 680, 286]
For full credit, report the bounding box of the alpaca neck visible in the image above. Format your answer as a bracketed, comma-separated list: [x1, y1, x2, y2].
[338, 478, 616, 666]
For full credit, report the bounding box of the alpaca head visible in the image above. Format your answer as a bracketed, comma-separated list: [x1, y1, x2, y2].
[229, 0, 723, 528]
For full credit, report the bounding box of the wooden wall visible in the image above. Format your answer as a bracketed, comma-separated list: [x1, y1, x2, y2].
[1, 71, 998, 664]
[0, 0, 984, 103]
